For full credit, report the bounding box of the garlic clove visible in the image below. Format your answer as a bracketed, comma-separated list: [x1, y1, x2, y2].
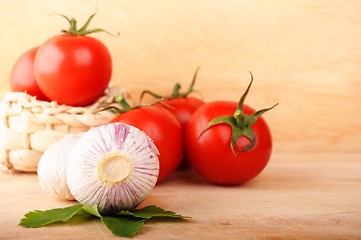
[37, 135, 79, 200]
[66, 122, 159, 214]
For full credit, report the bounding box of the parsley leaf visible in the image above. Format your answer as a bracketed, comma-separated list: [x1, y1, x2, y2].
[19, 204, 188, 238]
[81, 204, 101, 218]
[101, 216, 145, 238]
[118, 205, 186, 219]
[19, 204, 84, 227]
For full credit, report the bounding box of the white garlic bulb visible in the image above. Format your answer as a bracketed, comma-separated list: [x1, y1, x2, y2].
[37, 135, 79, 200]
[66, 122, 159, 214]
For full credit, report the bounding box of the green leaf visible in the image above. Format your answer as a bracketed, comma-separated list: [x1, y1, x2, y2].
[82, 205, 101, 218]
[19, 204, 85, 228]
[101, 216, 145, 238]
[118, 205, 186, 219]
[20, 204, 189, 238]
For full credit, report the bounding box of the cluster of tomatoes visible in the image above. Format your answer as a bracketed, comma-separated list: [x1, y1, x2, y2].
[117, 70, 277, 185]
[9, 14, 276, 185]
[10, 14, 112, 107]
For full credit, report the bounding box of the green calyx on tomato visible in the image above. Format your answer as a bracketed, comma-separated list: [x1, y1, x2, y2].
[200, 72, 278, 156]
[59, 12, 111, 36]
[140, 67, 201, 101]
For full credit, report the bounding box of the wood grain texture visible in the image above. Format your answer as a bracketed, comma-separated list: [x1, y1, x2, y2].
[0, 0, 360, 153]
[0, 153, 360, 239]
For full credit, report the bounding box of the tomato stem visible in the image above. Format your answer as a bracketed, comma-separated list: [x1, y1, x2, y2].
[200, 72, 278, 156]
[114, 94, 133, 112]
[140, 67, 201, 102]
[233, 109, 245, 128]
[100, 93, 165, 115]
[58, 12, 118, 36]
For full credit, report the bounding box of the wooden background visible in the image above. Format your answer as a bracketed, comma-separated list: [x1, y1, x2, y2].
[1, 0, 360, 154]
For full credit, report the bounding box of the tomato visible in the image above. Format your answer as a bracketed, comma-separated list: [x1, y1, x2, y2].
[185, 76, 277, 185]
[34, 34, 111, 106]
[142, 68, 204, 129]
[110, 106, 183, 183]
[33, 14, 112, 106]
[158, 97, 205, 130]
[142, 68, 205, 168]
[9, 47, 49, 101]
[157, 97, 205, 168]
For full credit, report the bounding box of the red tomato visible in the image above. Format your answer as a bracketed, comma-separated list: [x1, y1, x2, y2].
[185, 101, 273, 185]
[157, 97, 205, 168]
[34, 34, 112, 106]
[110, 106, 183, 183]
[9, 47, 49, 101]
[141, 68, 205, 168]
[158, 97, 205, 130]
[142, 68, 204, 130]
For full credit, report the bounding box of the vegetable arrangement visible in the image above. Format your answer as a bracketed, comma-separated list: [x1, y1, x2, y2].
[38, 122, 160, 214]
[28, 122, 188, 237]
[9, 12, 277, 238]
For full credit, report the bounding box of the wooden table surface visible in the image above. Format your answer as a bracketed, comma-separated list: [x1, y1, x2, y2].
[0, 153, 360, 240]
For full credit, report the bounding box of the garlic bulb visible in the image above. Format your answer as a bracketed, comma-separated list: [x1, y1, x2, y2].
[37, 135, 79, 200]
[66, 122, 159, 214]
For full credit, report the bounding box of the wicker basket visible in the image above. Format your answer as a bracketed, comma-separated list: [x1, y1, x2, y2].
[0, 85, 125, 173]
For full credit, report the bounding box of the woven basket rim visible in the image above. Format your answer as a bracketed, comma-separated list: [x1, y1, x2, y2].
[0, 85, 121, 116]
